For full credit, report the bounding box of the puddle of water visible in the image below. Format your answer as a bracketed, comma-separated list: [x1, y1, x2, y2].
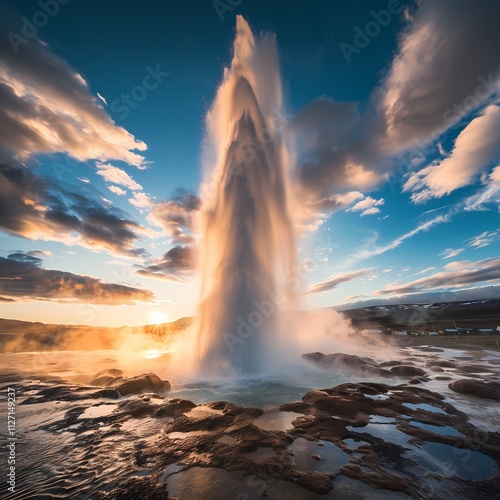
[364, 394, 389, 401]
[343, 438, 370, 449]
[289, 438, 350, 473]
[184, 405, 224, 419]
[254, 411, 301, 431]
[403, 403, 447, 415]
[158, 463, 184, 484]
[408, 421, 464, 437]
[166, 466, 321, 500]
[78, 404, 118, 419]
[347, 424, 411, 446]
[406, 442, 496, 481]
[369, 415, 396, 424]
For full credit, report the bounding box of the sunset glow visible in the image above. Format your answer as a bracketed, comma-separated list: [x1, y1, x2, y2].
[149, 311, 168, 325]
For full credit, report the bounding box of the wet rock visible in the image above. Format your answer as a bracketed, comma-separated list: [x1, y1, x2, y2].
[89, 369, 123, 386]
[282, 470, 333, 494]
[311, 453, 321, 461]
[340, 462, 412, 495]
[108, 373, 171, 396]
[355, 383, 389, 395]
[429, 366, 444, 372]
[435, 375, 452, 381]
[21, 384, 120, 404]
[279, 401, 310, 413]
[153, 398, 197, 417]
[449, 379, 500, 401]
[457, 364, 497, 374]
[302, 352, 395, 378]
[425, 359, 456, 368]
[380, 360, 402, 367]
[414, 346, 444, 352]
[323, 353, 369, 370]
[390, 365, 427, 377]
[302, 352, 325, 363]
[95, 368, 123, 378]
[117, 398, 159, 417]
[90, 375, 116, 386]
[360, 366, 394, 377]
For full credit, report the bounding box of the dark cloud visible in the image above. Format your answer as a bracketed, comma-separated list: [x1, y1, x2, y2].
[288, 0, 500, 207]
[380, 0, 500, 148]
[288, 97, 392, 207]
[136, 245, 193, 282]
[0, 7, 146, 167]
[148, 188, 200, 245]
[308, 268, 374, 294]
[374, 258, 500, 296]
[0, 252, 155, 305]
[0, 163, 147, 256]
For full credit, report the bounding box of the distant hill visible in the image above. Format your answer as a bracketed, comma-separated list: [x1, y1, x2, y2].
[2, 298, 499, 352]
[339, 299, 500, 332]
[0, 317, 193, 352]
[335, 285, 500, 310]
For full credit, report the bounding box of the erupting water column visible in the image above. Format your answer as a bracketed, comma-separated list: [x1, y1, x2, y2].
[196, 17, 297, 376]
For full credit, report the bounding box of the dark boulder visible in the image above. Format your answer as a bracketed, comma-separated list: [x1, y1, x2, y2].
[90, 368, 123, 386]
[449, 379, 500, 401]
[390, 365, 427, 377]
[108, 373, 171, 396]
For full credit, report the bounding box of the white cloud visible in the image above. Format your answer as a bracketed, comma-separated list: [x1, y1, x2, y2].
[108, 185, 126, 196]
[349, 196, 385, 212]
[465, 229, 500, 249]
[463, 165, 500, 211]
[352, 214, 451, 262]
[414, 266, 436, 275]
[308, 267, 374, 294]
[439, 248, 465, 260]
[97, 92, 108, 105]
[360, 207, 381, 217]
[374, 258, 500, 296]
[96, 163, 142, 191]
[129, 192, 152, 208]
[404, 105, 500, 203]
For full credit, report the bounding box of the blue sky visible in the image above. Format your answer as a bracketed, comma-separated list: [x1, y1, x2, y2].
[0, 0, 499, 326]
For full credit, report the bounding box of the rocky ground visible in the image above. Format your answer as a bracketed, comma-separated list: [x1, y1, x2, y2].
[2, 346, 500, 499]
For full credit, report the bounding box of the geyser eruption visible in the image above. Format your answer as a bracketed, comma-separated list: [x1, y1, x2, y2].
[196, 17, 297, 376]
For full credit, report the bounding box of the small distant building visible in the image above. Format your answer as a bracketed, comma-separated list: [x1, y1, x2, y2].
[479, 328, 495, 334]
